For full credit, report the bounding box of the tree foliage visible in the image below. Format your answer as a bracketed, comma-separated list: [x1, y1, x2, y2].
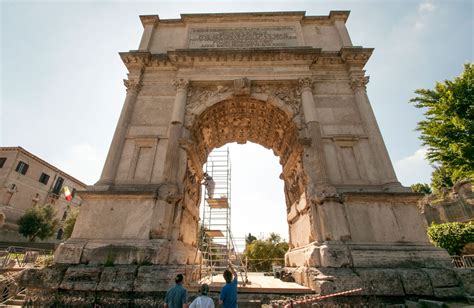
[17, 204, 59, 242]
[245, 233, 257, 245]
[410, 63, 474, 191]
[63, 209, 79, 239]
[244, 233, 288, 272]
[410, 183, 432, 195]
[427, 222, 474, 255]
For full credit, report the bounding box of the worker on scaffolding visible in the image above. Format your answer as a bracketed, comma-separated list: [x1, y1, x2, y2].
[202, 172, 215, 199]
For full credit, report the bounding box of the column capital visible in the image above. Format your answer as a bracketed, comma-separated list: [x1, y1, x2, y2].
[298, 77, 314, 93]
[123, 78, 142, 94]
[173, 79, 190, 92]
[349, 75, 369, 91]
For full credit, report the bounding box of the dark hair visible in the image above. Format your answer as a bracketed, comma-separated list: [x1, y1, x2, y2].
[200, 283, 209, 295]
[175, 274, 184, 284]
[223, 270, 232, 283]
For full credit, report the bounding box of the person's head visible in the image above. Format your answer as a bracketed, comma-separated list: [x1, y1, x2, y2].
[200, 283, 209, 296]
[223, 269, 232, 283]
[175, 274, 184, 284]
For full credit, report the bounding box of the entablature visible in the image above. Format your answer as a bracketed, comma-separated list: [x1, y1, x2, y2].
[119, 46, 373, 72]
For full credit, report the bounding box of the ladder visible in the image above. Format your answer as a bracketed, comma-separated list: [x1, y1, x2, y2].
[198, 148, 248, 285]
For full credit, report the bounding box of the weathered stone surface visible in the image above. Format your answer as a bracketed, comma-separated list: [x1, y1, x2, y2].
[133, 265, 180, 292]
[59, 266, 102, 291]
[433, 286, 465, 299]
[422, 268, 459, 288]
[54, 241, 85, 264]
[319, 244, 351, 268]
[455, 268, 474, 295]
[19, 266, 67, 290]
[97, 265, 138, 292]
[355, 269, 404, 296]
[311, 268, 363, 295]
[398, 269, 433, 296]
[418, 299, 448, 307]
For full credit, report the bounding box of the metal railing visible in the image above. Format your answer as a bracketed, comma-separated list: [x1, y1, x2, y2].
[0, 246, 53, 269]
[451, 255, 474, 268]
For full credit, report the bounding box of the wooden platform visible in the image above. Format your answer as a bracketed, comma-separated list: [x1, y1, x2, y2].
[189, 272, 314, 294]
[204, 230, 224, 237]
[206, 198, 229, 208]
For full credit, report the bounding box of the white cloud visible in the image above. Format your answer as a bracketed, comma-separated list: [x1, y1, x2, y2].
[52, 144, 105, 185]
[394, 148, 433, 186]
[419, 1, 436, 12]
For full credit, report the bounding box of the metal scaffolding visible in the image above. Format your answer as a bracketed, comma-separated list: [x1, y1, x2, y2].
[198, 147, 247, 284]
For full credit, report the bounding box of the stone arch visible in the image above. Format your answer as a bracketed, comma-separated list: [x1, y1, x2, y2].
[181, 95, 309, 252]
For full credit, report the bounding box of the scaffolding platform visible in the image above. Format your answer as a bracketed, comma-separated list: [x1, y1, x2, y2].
[205, 230, 225, 237]
[206, 198, 229, 208]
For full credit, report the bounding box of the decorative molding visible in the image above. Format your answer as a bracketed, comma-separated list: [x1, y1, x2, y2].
[253, 83, 301, 116]
[123, 79, 142, 94]
[173, 79, 189, 92]
[298, 77, 314, 93]
[139, 15, 159, 27]
[187, 84, 232, 111]
[349, 75, 369, 91]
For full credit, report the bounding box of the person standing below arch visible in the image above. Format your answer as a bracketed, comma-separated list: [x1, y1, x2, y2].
[219, 264, 237, 308]
[189, 284, 214, 308]
[164, 274, 188, 308]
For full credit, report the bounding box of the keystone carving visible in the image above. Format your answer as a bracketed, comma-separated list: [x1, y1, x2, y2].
[233, 78, 251, 96]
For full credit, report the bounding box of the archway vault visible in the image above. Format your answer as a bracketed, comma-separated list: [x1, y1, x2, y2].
[190, 97, 302, 168]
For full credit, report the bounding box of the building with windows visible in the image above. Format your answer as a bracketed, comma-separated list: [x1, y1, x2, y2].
[0, 147, 86, 242]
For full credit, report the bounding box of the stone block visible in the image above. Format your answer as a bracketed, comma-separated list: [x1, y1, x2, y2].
[19, 266, 67, 290]
[59, 266, 102, 291]
[433, 286, 464, 299]
[355, 269, 404, 296]
[418, 299, 448, 307]
[54, 242, 85, 264]
[398, 269, 433, 296]
[422, 268, 459, 288]
[319, 244, 351, 267]
[134, 265, 181, 292]
[404, 300, 419, 308]
[454, 268, 474, 295]
[312, 268, 363, 295]
[97, 265, 138, 292]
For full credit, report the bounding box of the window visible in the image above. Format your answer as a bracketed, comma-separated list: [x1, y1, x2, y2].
[56, 229, 63, 240]
[71, 188, 77, 198]
[39, 173, 50, 185]
[15, 161, 29, 175]
[52, 177, 64, 195]
[0, 158, 6, 168]
[62, 211, 68, 221]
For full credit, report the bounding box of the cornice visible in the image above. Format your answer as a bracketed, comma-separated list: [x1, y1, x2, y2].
[139, 15, 159, 27]
[180, 11, 306, 23]
[340, 47, 373, 68]
[119, 47, 373, 70]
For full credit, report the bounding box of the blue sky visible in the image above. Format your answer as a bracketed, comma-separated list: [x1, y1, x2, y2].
[1, 0, 472, 240]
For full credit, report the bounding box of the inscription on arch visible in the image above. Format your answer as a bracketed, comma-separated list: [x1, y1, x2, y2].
[188, 26, 299, 48]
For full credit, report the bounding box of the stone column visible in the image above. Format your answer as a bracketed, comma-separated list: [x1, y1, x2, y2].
[349, 72, 398, 184]
[163, 79, 189, 183]
[97, 78, 142, 186]
[298, 78, 332, 189]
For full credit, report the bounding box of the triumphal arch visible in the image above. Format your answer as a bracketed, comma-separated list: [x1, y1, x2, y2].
[49, 11, 462, 297]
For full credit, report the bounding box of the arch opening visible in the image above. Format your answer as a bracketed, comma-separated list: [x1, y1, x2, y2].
[181, 97, 310, 252]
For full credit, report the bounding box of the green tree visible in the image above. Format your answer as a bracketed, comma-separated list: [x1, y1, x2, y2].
[427, 222, 474, 255]
[410, 183, 432, 195]
[17, 204, 59, 242]
[63, 209, 79, 239]
[244, 232, 288, 272]
[410, 63, 474, 191]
